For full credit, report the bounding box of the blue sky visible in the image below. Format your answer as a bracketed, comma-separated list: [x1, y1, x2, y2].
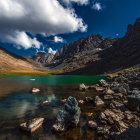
[0, 0, 140, 56]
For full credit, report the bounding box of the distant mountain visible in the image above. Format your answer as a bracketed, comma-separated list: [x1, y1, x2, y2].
[0, 47, 38, 73]
[61, 17, 140, 74]
[32, 52, 54, 66]
[39, 34, 117, 71]
[31, 17, 140, 75]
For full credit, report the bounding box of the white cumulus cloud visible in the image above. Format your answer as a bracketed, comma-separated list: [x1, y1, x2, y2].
[92, 2, 102, 11]
[54, 36, 64, 43]
[0, 0, 87, 49]
[6, 31, 41, 49]
[48, 48, 57, 55]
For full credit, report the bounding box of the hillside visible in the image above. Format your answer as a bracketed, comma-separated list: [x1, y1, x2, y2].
[0, 47, 40, 74]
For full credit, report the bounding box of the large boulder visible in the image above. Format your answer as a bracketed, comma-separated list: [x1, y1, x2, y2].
[20, 118, 44, 133]
[52, 96, 81, 132]
[127, 93, 140, 112]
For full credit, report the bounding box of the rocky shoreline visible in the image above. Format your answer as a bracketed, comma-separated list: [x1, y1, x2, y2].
[80, 68, 140, 139]
[19, 68, 140, 139]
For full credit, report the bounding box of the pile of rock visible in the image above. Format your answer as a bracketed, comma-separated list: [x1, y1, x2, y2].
[95, 69, 140, 139]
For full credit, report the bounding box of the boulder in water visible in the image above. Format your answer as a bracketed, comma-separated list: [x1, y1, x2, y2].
[52, 96, 81, 132]
[20, 118, 44, 133]
[32, 88, 40, 93]
[79, 83, 88, 91]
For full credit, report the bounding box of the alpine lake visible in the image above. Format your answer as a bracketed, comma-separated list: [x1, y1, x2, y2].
[0, 75, 108, 140]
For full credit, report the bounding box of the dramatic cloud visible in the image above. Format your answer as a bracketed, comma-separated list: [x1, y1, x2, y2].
[0, 0, 87, 49]
[54, 36, 64, 43]
[5, 31, 41, 49]
[48, 48, 57, 55]
[92, 2, 102, 11]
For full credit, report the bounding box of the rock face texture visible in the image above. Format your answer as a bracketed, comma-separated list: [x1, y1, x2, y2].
[52, 96, 81, 132]
[49, 35, 117, 72]
[54, 35, 116, 61]
[32, 52, 54, 65]
[42, 17, 140, 74]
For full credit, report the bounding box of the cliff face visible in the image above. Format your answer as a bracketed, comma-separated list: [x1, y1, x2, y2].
[32, 52, 54, 65]
[54, 34, 117, 61]
[63, 17, 140, 74]
[47, 35, 117, 71]
[101, 17, 140, 72]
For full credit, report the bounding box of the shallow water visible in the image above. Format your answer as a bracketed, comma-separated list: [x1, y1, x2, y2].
[0, 75, 107, 140]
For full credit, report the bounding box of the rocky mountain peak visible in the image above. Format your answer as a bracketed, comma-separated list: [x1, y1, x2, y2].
[32, 51, 54, 65]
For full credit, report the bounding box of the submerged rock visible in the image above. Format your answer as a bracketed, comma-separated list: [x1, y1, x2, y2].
[94, 96, 104, 106]
[20, 118, 44, 133]
[84, 97, 94, 104]
[30, 79, 36, 81]
[85, 112, 93, 117]
[42, 100, 51, 104]
[78, 100, 84, 104]
[52, 96, 81, 132]
[32, 88, 40, 93]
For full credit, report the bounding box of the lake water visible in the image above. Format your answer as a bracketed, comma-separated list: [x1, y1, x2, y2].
[0, 75, 107, 140]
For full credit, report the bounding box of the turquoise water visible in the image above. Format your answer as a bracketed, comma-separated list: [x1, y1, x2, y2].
[0, 75, 107, 140]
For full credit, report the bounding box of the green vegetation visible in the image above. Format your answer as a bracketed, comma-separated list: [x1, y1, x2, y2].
[35, 69, 51, 72]
[0, 72, 50, 76]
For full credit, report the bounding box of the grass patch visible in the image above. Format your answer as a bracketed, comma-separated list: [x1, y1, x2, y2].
[0, 72, 50, 76]
[35, 69, 51, 72]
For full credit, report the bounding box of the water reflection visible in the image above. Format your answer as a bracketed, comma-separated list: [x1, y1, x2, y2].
[0, 92, 58, 120]
[0, 75, 106, 140]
